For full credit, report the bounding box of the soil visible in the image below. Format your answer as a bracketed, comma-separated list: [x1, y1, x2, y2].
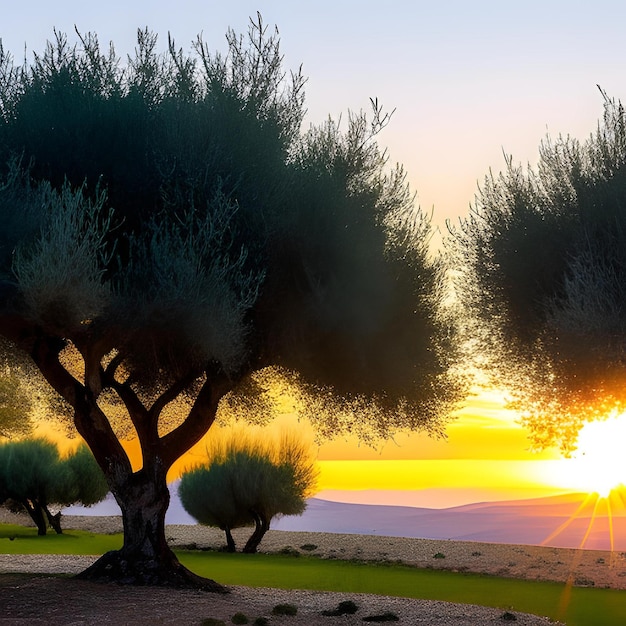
[0, 574, 562, 625]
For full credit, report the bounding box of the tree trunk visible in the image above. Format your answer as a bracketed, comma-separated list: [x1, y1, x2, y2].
[243, 510, 269, 553]
[76, 463, 227, 592]
[223, 526, 236, 553]
[22, 500, 47, 536]
[43, 505, 63, 534]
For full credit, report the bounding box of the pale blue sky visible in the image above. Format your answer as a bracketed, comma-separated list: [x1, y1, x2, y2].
[2, 1, 624, 228]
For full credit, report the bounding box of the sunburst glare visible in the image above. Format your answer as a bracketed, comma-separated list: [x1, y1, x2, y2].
[544, 411, 626, 497]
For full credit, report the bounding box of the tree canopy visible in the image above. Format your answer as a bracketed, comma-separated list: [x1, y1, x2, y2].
[449, 88, 626, 453]
[0, 438, 108, 534]
[179, 430, 317, 553]
[0, 15, 461, 587]
[0, 368, 34, 439]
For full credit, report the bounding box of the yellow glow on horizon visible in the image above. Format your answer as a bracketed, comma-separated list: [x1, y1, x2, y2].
[29, 387, 582, 503]
[316, 459, 563, 492]
[540, 412, 626, 498]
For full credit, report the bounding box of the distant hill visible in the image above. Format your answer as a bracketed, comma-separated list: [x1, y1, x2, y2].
[66, 485, 626, 551]
[273, 490, 626, 550]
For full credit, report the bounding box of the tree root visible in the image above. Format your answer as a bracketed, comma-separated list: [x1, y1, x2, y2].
[75, 549, 229, 593]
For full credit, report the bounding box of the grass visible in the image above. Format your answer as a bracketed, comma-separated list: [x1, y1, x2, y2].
[0, 524, 122, 554]
[1, 524, 625, 625]
[177, 551, 626, 626]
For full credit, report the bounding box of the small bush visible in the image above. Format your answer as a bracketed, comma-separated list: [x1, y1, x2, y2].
[253, 618, 269, 626]
[279, 546, 300, 557]
[433, 552, 445, 559]
[500, 612, 517, 621]
[231, 613, 249, 624]
[300, 543, 318, 551]
[322, 599, 359, 616]
[201, 619, 226, 626]
[272, 603, 298, 616]
[362, 612, 399, 622]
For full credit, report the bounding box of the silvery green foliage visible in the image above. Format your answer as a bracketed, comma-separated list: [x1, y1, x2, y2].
[12, 181, 113, 333]
[121, 190, 263, 374]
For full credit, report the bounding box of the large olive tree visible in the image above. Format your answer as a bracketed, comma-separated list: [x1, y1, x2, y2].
[450, 88, 626, 453]
[0, 16, 461, 588]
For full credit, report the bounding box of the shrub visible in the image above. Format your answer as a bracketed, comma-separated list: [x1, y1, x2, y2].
[322, 599, 359, 616]
[271, 603, 297, 616]
[179, 429, 318, 553]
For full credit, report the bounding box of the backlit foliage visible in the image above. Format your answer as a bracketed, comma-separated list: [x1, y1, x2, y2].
[449, 89, 626, 452]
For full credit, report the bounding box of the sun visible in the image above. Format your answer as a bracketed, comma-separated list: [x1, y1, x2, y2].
[543, 412, 626, 497]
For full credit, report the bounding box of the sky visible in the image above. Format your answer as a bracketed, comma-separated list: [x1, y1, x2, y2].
[9, 1, 626, 505]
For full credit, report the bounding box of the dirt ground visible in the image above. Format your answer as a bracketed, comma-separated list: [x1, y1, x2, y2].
[0, 573, 562, 625]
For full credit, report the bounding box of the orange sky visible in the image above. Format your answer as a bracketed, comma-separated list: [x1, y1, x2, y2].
[313, 388, 558, 462]
[38, 383, 626, 508]
[153, 387, 575, 507]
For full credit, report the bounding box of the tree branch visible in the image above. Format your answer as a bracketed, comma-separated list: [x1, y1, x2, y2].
[159, 368, 233, 469]
[103, 372, 149, 439]
[147, 371, 197, 430]
[0, 318, 133, 480]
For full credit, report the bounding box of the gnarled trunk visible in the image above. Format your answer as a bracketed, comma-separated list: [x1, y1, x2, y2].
[20, 328, 234, 590]
[76, 462, 226, 592]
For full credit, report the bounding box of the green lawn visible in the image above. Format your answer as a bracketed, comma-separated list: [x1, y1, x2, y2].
[178, 551, 626, 626]
[1, 524, 624, 626]
[0, 524, 123, 554]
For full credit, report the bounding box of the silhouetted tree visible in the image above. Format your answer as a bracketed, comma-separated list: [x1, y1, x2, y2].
[179, 431, 317, 553]
[0, 15, 461, 588]
[0, 439, 108, 534]
[449, 88, 626, 453]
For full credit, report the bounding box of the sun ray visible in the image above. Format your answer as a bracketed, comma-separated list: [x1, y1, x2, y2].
[555, 496, 603, 622]
[578, 495, 603, 549]
[606, 497, 615, 554]
[540, 492, 598, 547]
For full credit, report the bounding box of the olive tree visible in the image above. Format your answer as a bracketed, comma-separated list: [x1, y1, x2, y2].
[0, 369, 34, 439]
[179, 431, 317, 553]
[0, 439, 108, 534]
[0, 15, 461, 588]
[449, 88, 626, 453]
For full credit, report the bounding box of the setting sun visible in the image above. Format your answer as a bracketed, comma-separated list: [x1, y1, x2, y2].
[543, 412, 626, 497]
